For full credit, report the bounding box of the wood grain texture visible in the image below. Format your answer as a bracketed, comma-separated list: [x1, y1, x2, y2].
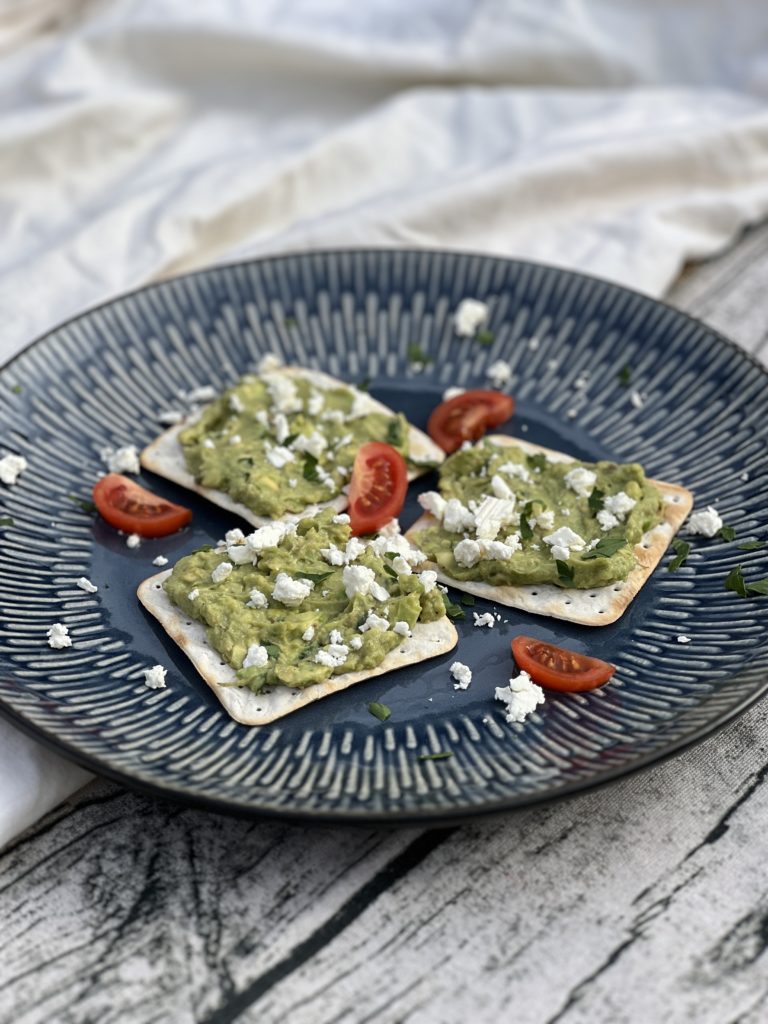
[1, 220, 767, 1024]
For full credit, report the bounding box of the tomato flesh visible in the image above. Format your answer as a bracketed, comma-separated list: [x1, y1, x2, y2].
[511, 635, 615, 692]
[427, 390, 515, 453]
[347, 442, 408, 536]
[93, 474, 192, 538]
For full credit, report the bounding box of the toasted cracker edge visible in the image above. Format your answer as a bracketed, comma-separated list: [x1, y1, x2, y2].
[140, 366, 443, 527]
[138, 571, 458, 725]
[405, 434, 694, 626]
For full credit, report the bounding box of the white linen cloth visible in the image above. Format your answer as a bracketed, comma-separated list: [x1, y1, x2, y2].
[1, 0, 767, 846]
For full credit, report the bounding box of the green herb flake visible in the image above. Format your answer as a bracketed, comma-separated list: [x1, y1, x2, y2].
[747, 578, 768, 596]
[527, 453, 548, 474]
[617, 365, 632, 388]
[519, 501, 534, 541]
[0, 516, 13, 527]
[475, 330, 495, 346]
[356, 376, 371, 392]
[264, 643, 281, 659]
[297, 571, 334, 584]
[588, 488, 605, 515]
[386, 418, 405, 447]
[283, 315, 297, 328]
[69, 495, 97, 514]
[10, 384, 22, 395]
[719, 525, 736, 542]
[283, 433, 298, 448]
[368, 701, 392, 722]
[738, 540, 766, 551]
[418, 751, 452, 761]
[407, 344, 432, 366]
[725, 565, 748, 598]
[442, 595, 465, 621]
[556, 559, 575, 584]
[667, 538, 690, 572]
[581, 536, 628, 560]
[460, 594, 475, 607]
[303, 454, 320, 482]
[383, 564, 398, 579]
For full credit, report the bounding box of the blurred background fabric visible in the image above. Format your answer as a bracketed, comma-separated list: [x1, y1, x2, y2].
[1, 0, 767, 844]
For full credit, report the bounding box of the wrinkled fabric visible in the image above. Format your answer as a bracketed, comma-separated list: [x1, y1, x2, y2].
[1, 0, 767, 846]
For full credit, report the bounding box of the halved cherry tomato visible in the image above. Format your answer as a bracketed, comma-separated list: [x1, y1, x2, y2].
[93, 474, 192, 538]
[427, 390, 515, 453]
[347, 442, 408, 536]
[511, 635, 615, 692]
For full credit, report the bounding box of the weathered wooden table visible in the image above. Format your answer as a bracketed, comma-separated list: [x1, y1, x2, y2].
[2, 225, 767, 1024]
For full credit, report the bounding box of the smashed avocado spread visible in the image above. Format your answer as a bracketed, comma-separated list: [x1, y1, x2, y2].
[179, 372, 411, 518]
[164, 509, 445, 693]
[413, 441, 663, 589]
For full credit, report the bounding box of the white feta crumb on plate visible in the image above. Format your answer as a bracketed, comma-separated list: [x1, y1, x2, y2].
[143, 664, 167, 689]
[0, 453, 28, 486]
[687, 505, 723, 538]
[473, 612, 495, 628]
[152, 555, 169, 567]
[302, 625, 315, 642]
[630, 389, 645, 409]
[676, 635, 692, 644]
[47, 622, 72, 649]
[450, 661, 472, 690]
[453, 298, 488, 337]
[126, 533, 141, 549]
[76, 577, 98, 594]
[100, 444, 140, 474]
[157, 409, 185, 425]
[487, 359, 511, 387]
[494, 671, 545, 723]
[442, 386, 465, 402]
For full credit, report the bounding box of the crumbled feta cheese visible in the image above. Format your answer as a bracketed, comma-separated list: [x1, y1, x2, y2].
[100, 444, 140, 474]
[497, 461, 531, 483]
[266, 375, 302, 414]
[229, 434, 242, 445]
[393, 620, 411, 637]
[332, 513, 351, 525]
[47, 622, 72, 649]
[229, 393, 245, 414]
[687, 505, 723, 538]
[495, 671, 545, 723]
[246, 588, 268, 609]
[292, 430, 327, 459]
[126, 533, 141, 549]
[302, 625, 316, 642]
[349, 635, 363, 650]
[450, 661, 472, 690]
[186, 385, 218, 404]
[328, 629, 344, 645]
[257, 352, 284, 373]
[442, 386, 465, 401]
[418, 491, 447, 520]
[265, 444, 295, 469]
[371, 582, 390, 602]
[225, 528, 245, 546]
[246, 522, 289, 553]
[676, 635, 692, 644]
[473, 612, 495, 628]
[442, 498, 476, 533]
[320, 544, 345, 566]
[564, 467, 597, 498]
[306, 390, 325, 416]
[528, 336, 540, 351]
[315, 644, 349, 668]
[272, 572, 313, 606]
[454, 298, 489, 337]
[242, 644, 269, 669]
[287, 478, 297, 488]
[143, 664, 167, 689]
[740, 471, 750, 482]
[211, 561, 233, 584]
[202, 438, 215, 450]
[256, 410, 270, 428]
[574, 375, 589, 390]
[597, 510, 619, 532]
[490, 474, 514, 500]
[487, 360, 511, 387]
[323, 409, 346, 424]
[528, 509, 555, 531]
[418, 570, 438, 593]
[391, 555, 412, 576]
[76, 577, 98, 594]
[158, 409, 185, 425]
[345, 537, 366, 563]
[272, 412, 290, 444]
[473, 496, 518, 540]
[454, 538, 483, 568]
[630, 389, 645, 409]
[603, 491, 637, 521]
[188, 589, 199, 601]
[484, 537, 520, 559]
[359, 610, 390, 632]
[152, 555, 169, 567]
[542, 526, 586, 561]
[566, 408, 578, 420]
[342, 564, 376, 598]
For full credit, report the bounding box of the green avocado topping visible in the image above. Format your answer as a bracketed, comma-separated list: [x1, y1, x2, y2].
[163, 510, 445, 693]
[178, 373, 411, 518]
[412, 441, 664, 589]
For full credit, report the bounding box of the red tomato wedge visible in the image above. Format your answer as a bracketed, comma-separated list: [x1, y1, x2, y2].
[347, 442, 408, 536]
[93, 474, 192, 538]
[511, 635, 615, 692]
[427, 390, 515, 453]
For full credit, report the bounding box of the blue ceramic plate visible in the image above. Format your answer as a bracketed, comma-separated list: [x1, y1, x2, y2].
[1, 250, 767, 824]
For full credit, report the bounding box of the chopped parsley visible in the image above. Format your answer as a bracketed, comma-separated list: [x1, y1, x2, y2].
[264, 643, 281, 659]
[297, 571, 334, 584]
[386, 418, 405, 447]
[382, 563, 398, 579]
[475, 330, 495, 346]
[527, 453, 548, 474]
[519, 501, 534, 541]
[356, 376, 371, 392]
[725, 565, 748, 598]
[747, 578, 768, 596]
[368, 701, 392, 722]
[283, 315, 297, 328]
[407, 343, 432, 366]
[10, 384, 22, 395]
[581, 536, 628, 560]
[667, 539, 690, 572]
[460, 594, 475, 606]
[0, 516, 13, 527]
[588, 488, 605, 515]
[442, 595, 465, 620]
[556, 559, 575, 584]
[718, 525, 736, 542]
[617, 365, 632, 388]
[69, 495, 97, 514]
[302, 454, 320, 482]
[418, 751, 452, 761]
[738, 540, 766, 551]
